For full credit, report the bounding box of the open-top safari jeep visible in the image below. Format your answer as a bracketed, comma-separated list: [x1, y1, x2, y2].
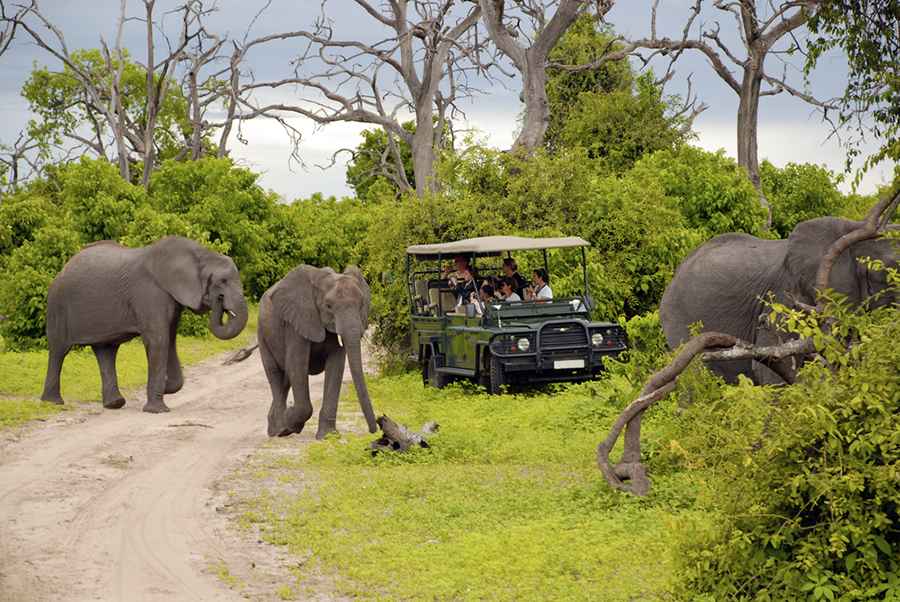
[406, 235, 627, 393]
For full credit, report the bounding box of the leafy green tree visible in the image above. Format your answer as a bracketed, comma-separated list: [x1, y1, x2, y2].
[760, 160, 845, 238]
[22, 49, 195, 176]
[544, 16, 633, 153]
[807, 1, 900, 170]
[559, 72, 689, 175]
[629, 146, 768, 236]
[345, 123, 416, 200]
[0, 220, 81, 350]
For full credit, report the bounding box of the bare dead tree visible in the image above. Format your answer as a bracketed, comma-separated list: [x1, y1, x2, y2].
[580, 0, 840, 229]
[3, 0, 287, 186]
[226, 0, 486, 197]
[479, 0, 617, 151]
[0, 0, 22, 57]
[597, 189, 900, 496]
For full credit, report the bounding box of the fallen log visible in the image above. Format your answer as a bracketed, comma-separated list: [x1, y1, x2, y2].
[369, 415, 439, 454]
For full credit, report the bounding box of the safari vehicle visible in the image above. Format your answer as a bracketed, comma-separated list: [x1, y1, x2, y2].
[406, 236, 627, 393]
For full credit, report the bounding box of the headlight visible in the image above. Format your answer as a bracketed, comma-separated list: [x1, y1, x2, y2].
[517, 337, 531, 352]
[591, 332, 604, 346]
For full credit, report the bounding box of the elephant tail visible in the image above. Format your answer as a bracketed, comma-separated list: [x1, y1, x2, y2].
[223, 342, 259, 365]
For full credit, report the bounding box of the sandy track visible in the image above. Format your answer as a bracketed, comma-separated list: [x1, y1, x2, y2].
[0, 349, 343, 602]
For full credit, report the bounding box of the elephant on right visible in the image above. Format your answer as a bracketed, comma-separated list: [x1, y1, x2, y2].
[660, 217, 897, 384]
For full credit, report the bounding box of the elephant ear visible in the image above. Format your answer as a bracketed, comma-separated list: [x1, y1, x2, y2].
[344, 265, 370, 324]
[147, 237, 205, 311]
[272, 265, 329, 342]
[784, 217, 862, 301]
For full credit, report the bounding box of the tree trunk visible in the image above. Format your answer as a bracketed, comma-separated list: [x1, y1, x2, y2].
[513, 51, 551, 152]
[737, 63, 772, 230]
[412, 104, 437, 197]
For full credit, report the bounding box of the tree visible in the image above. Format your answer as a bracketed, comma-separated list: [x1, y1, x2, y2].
[806, 0, 900, 172]
[235, 1, 485, 197]
[595, 0, 838, 228]
[345, 123, 416, 200]
[3, 0, 295, 187]
[479, 0, 613, 151]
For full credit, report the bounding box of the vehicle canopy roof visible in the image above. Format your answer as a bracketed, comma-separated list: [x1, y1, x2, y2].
[406, 235, 589, 260]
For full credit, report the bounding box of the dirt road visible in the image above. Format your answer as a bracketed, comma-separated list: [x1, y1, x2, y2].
[0, 349, 348, 601]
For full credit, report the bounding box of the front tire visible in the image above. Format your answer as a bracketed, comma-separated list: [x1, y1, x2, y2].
[426, 354, 449, 389]
[487, 355, 505, 395]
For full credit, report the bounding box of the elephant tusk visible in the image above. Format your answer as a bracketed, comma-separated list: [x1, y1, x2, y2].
[337, 334, 344, 348]
[226, 310, 236, 318]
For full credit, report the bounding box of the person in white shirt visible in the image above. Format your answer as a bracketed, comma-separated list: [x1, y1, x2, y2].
[526, 268, 553, 301]
[499, 277, 522, 301]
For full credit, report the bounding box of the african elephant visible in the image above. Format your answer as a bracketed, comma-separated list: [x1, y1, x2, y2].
[41, 236, 249, 412]
[660, 217, 897, 384]
[258, 265, 378, 439]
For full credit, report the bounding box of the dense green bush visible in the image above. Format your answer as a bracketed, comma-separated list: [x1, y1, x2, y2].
[0, 221, 81, 349]
[668, 275, 900, 599]
[761, 160, 846, 238]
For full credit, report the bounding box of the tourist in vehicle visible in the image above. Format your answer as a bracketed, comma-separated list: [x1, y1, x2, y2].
[498, 277, 521, 302]
[526, 268, 552, 301]
[454, 266, 478, 306]
[443, 254, 477, 284]
[474, 283, 496, 315]
[502, 258, 528, 298]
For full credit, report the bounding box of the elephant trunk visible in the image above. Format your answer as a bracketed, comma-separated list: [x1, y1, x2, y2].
[346, 339, 378, 433]
[209, 293, 248, 340]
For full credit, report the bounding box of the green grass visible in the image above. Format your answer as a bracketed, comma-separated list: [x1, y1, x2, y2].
[240, 374, 705, 601]
[0, 306, 258, 429]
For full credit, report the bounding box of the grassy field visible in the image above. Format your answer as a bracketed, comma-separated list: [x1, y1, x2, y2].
[236, 374, 704, 601]
[0, 307, 258, 429]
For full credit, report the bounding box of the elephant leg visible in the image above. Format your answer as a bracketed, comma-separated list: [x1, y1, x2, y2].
[316, 347, 347, 440]
[92, 344, 126, 409]
[283, 337, 314, 436]
[260, 337, 291, 437]
[40, 343, 70, 404]
[142, 333, 171, 413]
[165, 322, 184, 395]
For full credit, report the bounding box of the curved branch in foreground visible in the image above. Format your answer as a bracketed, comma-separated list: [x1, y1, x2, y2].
[596, 333, 817, 496]
[598, 193, 898, 496]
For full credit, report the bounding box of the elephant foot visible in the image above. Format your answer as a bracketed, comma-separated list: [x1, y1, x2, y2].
[142, 400, 171, 414]
[103, 397, 126, 410]
[41, 394, 64, 405]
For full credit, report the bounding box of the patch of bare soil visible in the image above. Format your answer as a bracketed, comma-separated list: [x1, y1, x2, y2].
[0, 345, 368, 601]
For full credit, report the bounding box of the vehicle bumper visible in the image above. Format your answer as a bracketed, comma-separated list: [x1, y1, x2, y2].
[498, 348, 625, 381]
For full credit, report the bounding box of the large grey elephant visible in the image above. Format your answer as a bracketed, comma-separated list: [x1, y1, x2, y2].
[258, 264, 378, 439]
[660, 217, 897, 384]
[41, 236, 249, 412]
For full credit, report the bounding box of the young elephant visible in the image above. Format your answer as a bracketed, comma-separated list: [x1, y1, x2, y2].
[258, 265, 378, 439]
[41, 237, 249, 412]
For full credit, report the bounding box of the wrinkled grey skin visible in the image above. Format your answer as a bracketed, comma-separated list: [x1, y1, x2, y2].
[660, 217, 897, 384]
[41, 236, 249, 412]
[258, 265, 378, 439]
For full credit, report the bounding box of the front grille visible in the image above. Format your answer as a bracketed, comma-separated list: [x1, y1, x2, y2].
[540, 323, 587, 349]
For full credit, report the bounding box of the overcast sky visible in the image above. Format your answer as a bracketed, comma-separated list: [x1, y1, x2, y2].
[0, 0, 894, 201]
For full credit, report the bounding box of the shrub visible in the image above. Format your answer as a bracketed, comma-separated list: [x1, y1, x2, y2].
[0, 221, 81, 350]
[672, 275, 900, 599]
[630, 146, 767, 236]
[761, 160, 845, 238]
